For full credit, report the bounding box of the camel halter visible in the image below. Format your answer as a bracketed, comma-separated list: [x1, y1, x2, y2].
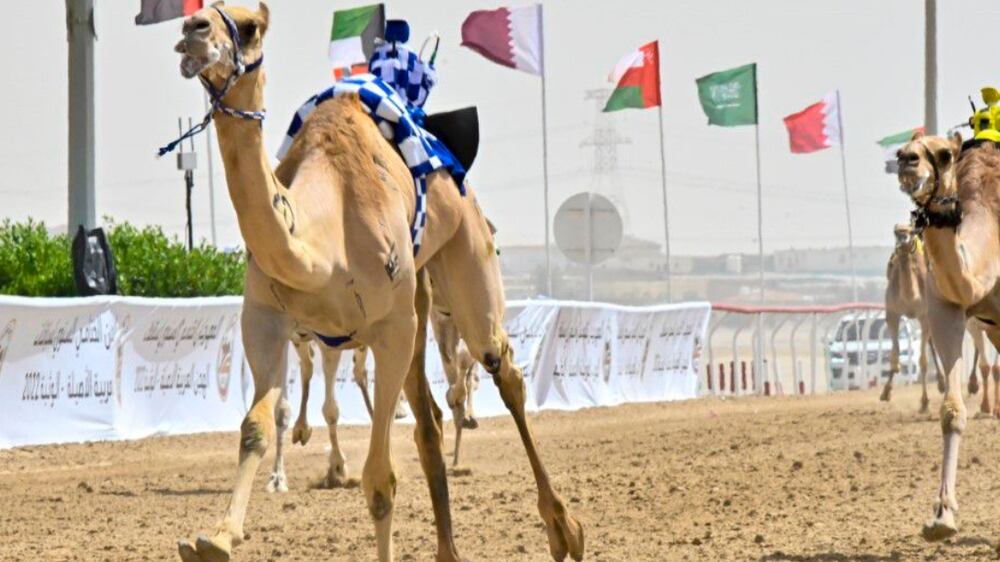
[910, 142, 962, 232]
[157, 6, 265, 157]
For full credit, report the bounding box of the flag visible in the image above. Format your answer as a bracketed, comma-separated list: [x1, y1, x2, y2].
[461, 5, 543, 76]
[782, 92, 841, 154]
[135, 0, 202, 25]
[878, 127, 924, 173]
[329, 4, 385, 70]
[603, 41, 661, 112]
[695, 63, 757, 127]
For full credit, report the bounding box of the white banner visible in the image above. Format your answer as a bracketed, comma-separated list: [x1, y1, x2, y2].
[0, 297, 709, 449]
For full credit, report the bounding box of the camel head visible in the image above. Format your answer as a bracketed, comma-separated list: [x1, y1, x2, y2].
[893, 223, 914, 247]
[896, 131, 962, 206]
[174, 2, 269, 82]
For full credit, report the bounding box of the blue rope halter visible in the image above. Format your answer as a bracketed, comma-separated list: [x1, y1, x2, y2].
[158, 6, 265, 157]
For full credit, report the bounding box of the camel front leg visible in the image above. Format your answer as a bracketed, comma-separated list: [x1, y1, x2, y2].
[404, 270, 466, 562]
[178, 302, 290, 562]
[365, 313, 418, 562]
[880, 311, 901, 402]
[291, 337, 315, 446]
[319, 345, 351, 488]
[921, 295, 968, 542]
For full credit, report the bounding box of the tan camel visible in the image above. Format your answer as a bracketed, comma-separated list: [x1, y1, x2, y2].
[880, 224, 939, 411]
[895, 131, 1000, 542]
[964, 319, 1000, 417]
[431, 306, 480, 466]
[173, 5, 583, 562]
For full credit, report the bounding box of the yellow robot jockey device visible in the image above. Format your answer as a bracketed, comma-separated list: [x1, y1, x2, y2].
[970, 87, 1000, 143]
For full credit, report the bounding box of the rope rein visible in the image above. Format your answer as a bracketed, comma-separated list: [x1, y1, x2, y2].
[157, 6, 264, 157]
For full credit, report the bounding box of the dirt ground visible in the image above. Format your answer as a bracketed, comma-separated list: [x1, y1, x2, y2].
[4, 385, 1000, 562]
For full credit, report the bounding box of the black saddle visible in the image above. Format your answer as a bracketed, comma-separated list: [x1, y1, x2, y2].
[423, 106, 480, 172]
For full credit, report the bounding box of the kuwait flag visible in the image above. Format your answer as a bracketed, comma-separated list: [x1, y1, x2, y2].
[135, 0, 202, 25]
[603, 41, 661, 112]
[782, 92, 842, 154]
[461, 5, 544, 76]
[329, 4, 385, 71]
[878, 127, 923, 173]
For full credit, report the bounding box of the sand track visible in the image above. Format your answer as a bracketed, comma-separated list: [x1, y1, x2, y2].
[2, 385, 1000, 561]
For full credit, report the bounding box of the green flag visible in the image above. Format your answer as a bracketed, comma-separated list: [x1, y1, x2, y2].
[696, 63, 757, 127]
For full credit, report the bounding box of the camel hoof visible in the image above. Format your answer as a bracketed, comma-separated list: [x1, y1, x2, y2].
[922, 510, 958, 542]
[291, 424, 312, 446]
[266, 472, 288, 493]
[323, 466, 359, 489]
[177, 535, 231, 562]
[544, 512, 585, 562]
[920, 396, 930, 414]
[461, 417, 479, 430]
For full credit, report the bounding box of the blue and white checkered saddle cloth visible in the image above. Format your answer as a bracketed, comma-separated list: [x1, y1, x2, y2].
[277, 74, 466, 255]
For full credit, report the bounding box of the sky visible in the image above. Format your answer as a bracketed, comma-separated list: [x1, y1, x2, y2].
[2, 0, 998, 257]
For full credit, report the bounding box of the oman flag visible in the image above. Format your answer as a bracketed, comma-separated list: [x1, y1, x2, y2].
[603, 41, 661, 112]
[783, 92, 842, 153]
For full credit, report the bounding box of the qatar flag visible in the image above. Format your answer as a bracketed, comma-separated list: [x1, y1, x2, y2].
[783, 91, 842, 154]
[461, 5, 543, 76]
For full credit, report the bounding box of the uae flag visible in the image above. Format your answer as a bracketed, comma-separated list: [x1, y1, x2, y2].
[329, 4, 385, 71]
[782, 92, 842, 154]
[878, 127, 923, 173]
[461, 5, 544, 76]
[603, 41, 661, 112]
[135, 0, 202, 25]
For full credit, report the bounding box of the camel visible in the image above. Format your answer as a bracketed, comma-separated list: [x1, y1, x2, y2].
[880, 223, 939, 411]
[269, 311, 479, 492]
[895, 130, 1000, 542]
[172, 5, 583, 562]
[266, 334, 375, 493]
[964, 319, 1000, 417]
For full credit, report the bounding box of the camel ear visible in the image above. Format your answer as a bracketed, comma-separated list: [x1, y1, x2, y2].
[211, 1, 225, 7]
[934, 143, 954, 170]
[256, 3, 270, 36]
[911, 129, 925, 141]
[950, 131, 963, 158]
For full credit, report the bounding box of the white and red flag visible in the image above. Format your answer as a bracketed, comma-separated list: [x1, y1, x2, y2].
[461, 5, 544, 76]
[782, 91, 842, 154]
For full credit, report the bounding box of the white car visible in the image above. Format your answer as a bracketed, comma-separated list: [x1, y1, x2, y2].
[827, 313, 921, 391]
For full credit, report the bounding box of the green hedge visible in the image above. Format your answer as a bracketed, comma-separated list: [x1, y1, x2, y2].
[0, 219, 245, 297]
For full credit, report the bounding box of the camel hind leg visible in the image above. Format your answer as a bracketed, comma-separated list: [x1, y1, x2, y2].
[427, 213, 584, 562]
[880, 311, 901, 402]
[178, 302, 290, 562]
[266, 372, 292, 494]
[918, 320, 931, 413]
[291, 336, 315, 446]
[318, 345, 351, 488]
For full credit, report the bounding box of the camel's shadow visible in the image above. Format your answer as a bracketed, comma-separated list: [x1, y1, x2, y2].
[147, 487, 227, 497]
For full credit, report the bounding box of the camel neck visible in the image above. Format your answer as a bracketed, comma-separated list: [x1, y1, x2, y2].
[211, 70, 325, 289]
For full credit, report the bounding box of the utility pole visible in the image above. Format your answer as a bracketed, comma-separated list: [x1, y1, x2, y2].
[925, 0, 937, 135]
[66, 0, 97, 233]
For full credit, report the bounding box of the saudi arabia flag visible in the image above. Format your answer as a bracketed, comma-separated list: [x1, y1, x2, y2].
[878, 127, 923, 173]
[329, 4, 385, 69]
[603, 41, 661, 112]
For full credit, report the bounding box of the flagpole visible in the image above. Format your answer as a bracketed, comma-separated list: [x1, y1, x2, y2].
[538, 5, 552, 297]
[657, 104, 672, 302]
[203, 92, 218, 247]
[753, 66, 765, 395]
[835, 89, 858, 302]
